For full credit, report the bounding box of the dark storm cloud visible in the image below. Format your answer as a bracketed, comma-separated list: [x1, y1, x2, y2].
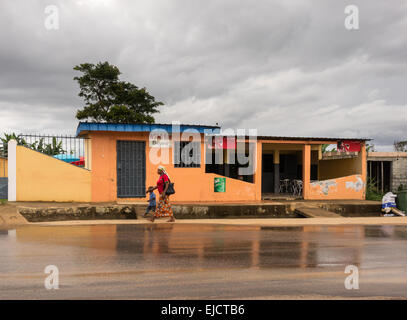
[0, 0, 407, 149]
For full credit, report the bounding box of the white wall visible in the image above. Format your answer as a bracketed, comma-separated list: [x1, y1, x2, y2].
[8, 140, 17, 201]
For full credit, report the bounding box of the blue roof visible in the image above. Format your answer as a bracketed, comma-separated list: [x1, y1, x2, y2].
[76, 122, 221, 136]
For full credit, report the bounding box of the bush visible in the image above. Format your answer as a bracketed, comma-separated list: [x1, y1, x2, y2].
[366, 177, 384, 201]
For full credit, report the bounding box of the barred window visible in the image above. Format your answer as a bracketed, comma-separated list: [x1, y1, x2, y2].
[174, 141, 201, 168]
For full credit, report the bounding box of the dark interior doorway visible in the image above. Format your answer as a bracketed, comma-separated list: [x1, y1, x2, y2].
[368, 161, 391, 193]
[261, 154, 274, 193]
[280, 154, 300, 180]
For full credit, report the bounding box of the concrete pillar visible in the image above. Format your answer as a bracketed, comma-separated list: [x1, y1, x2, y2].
[317, 145, 322, 180]
[302, 144, 311, 199]
[318, 145, 323, 160]
[255, 141, 262, 200]
[273, 150, 280, 194]
[8, 139, 17, 201]
[84, 138, 92, 170]
[360, 141, 367, 198]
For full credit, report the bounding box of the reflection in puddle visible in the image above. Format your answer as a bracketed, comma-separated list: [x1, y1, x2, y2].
[1, 224, 406, 275]
[1, 224, 407, 300]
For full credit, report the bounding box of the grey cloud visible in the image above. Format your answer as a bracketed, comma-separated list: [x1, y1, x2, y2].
[0, 0, 406, 150]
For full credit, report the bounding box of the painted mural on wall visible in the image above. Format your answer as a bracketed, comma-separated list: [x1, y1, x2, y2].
[309, 174, 365, 199]
[311, 179, 338, 196]
[345, 176, 364, 192]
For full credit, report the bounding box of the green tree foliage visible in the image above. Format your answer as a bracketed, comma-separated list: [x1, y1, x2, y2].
[0, 133, 29, 157]
[30, 138, 66, 156]
[1, 134, 66, 157]
[321, 144, 336, 153]
[365, 177, 384, 201]
[366, 143, 376, 152]
[74, 62, 163, 123]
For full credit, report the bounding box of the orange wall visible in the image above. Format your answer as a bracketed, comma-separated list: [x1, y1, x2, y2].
[90, 132, 261, 202]
[89, 133, 367, 202]
[308, 174, 365, 200]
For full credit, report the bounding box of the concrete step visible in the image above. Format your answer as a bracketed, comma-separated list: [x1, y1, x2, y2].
[295, 207, 341, 218]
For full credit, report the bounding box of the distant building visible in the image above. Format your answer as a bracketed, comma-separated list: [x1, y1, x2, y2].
[367, 152, 407, 192]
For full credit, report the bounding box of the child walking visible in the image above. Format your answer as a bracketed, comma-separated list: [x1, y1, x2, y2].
[143, 186, 157, 218]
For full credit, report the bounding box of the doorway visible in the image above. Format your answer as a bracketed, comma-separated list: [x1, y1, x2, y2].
[116, 140, 146, 198]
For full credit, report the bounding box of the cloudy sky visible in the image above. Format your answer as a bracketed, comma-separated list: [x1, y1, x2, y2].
[1, 0, 406, 150]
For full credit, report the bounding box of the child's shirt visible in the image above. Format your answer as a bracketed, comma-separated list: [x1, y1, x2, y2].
[149, 192, 156, 207]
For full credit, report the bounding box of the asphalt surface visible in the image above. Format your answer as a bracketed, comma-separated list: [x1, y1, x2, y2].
[1, 223, 407, 299]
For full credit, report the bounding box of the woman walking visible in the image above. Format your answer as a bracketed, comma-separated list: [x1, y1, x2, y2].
[148, 165, 175, 223]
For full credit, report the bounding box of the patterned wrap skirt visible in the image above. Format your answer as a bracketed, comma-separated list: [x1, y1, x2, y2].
[154, 197, 173, 218]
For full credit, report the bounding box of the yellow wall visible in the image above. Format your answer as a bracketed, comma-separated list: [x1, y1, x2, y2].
[308, 174, 365, 200]
[0, 158, 7, 178]
[318, 154, 362, 180]
[90, 132, 261, 203]
[16, 146, 91, 202]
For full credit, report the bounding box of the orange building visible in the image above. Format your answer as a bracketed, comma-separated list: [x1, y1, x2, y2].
[74, 122, 368, 203]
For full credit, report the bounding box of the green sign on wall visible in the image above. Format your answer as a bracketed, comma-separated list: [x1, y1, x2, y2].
[214, 177, 226, 192]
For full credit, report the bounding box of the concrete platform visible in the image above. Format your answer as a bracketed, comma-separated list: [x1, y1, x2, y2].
[1, 199, 405, 229]
[162, 200, 382, 219]
[0, 199, 383, 226]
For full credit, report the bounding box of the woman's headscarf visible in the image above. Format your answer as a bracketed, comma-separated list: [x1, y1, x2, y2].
[157, 165, 170, 179]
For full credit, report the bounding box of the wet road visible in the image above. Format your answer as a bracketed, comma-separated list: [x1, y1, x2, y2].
[1, 223, 407, 299]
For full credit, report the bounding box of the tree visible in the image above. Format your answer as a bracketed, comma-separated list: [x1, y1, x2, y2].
[394, 140, 407, 152]
[30, 138, 66, 156]
[74, 62, 163, 123]
[0, 133, 29, 157]
[1, 133, 66, 157]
